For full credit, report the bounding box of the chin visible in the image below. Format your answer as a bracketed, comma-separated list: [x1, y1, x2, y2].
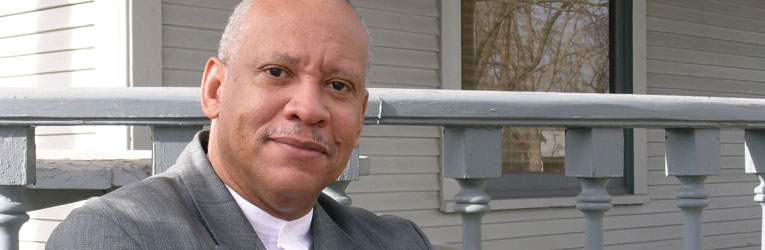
[268, 171, 327, 196]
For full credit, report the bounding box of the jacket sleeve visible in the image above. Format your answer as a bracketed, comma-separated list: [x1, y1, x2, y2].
[46, 206, 142, 250]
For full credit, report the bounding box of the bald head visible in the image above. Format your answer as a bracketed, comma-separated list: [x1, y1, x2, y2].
[218, 0, 371, 72]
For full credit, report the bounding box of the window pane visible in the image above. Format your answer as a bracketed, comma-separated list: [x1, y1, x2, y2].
[462, 0, 609, 173]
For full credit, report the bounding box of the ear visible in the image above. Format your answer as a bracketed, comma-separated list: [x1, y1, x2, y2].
[354, 91, 369, 147]
[200, 57, 226, 119]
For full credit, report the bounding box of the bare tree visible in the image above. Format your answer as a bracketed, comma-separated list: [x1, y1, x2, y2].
[463, 0, 609, 172]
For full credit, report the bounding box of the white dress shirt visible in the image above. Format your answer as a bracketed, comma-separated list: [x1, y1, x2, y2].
[226, 185, 313, 250]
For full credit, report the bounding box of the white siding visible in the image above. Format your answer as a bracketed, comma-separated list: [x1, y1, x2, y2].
[0, 3, 110, 248]
[645, 4, 764, 248]
[0, 1, 130, 248]
[634, 0, 762, 248]
[160, 0, 237, 87]
[344, 0, 443, 221]
[0, 0, 128, 152]
[20, 201, 87, 250]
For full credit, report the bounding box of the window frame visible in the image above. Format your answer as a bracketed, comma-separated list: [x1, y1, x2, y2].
[481, 0, 631, 199]
[438, 0, 649, 211]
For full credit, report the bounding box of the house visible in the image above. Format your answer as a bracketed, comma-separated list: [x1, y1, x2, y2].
[1, 0, 764, 249]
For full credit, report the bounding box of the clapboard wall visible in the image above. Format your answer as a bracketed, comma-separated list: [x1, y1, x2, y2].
[346, 0, 443, 222]
[0, 0, 96, 88]
[1, 2, 126, 249]
[641, 0, 765, 248]
[161, 0, 237, 87]
[0, 0, 128, 153]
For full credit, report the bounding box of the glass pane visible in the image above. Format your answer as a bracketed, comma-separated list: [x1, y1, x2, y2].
[462, 0, 609, 173]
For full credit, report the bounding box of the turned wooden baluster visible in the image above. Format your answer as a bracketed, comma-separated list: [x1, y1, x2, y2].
[323, 148, 368, 206]
[565, 128, 624, 250]
[665, 128, 720, 250]
[744, 129, 765, 248]
[444, 127, 502, 250]
[0, 126, 35, 250]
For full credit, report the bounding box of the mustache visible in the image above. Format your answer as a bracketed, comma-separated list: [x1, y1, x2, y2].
[257, 125, 337, 158]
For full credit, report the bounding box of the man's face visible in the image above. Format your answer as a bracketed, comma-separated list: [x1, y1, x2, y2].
[201, 0, 369, 217]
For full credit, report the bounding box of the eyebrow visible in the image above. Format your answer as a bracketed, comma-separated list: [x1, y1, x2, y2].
[268, 53, 300, 65]
[327, 68, 362, 81]
[266, 52, 363, 81]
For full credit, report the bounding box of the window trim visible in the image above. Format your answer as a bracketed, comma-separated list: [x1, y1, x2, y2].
[438, 0, 648, 211]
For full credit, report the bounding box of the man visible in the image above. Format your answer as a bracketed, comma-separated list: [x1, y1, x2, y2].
[46, 0, 433, 249]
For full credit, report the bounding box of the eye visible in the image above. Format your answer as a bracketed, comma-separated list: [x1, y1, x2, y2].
[330, 81, 350, 92]
[266, 68, 284, 77]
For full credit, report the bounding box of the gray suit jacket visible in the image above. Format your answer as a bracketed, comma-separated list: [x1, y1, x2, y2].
[47, 131, 432, 250]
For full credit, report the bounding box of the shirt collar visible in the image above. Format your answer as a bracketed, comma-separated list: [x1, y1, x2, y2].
[226, 185, 313, 250]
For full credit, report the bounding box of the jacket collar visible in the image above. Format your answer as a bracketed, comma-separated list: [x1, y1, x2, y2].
[311, 196, 360, 250]
[173, 131, 266, 250]
[173, 131, 361, 250]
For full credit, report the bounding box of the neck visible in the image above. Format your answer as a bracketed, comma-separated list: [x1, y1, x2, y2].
[207, 134, 318, 221]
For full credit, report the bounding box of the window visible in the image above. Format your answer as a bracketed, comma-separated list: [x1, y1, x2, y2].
[460, 0, 633, 198]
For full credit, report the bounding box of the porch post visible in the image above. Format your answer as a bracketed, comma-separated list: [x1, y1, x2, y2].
[565, 128, 624, 250]
[665, 128, 720, 250]
[151, 125, 202, 174]
[323, 148, 364, 206]
[444, 127, 502, 250]
[0, 126, 36, 250]
[744, 129, 765, 248]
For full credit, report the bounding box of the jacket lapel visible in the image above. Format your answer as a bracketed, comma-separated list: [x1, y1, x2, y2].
[175, 131, 361, 250]
[174, 131, 266, 250]
[311, 201, 361, 250]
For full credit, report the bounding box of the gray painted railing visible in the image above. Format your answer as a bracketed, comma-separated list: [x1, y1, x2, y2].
[3, 88, 765, 250]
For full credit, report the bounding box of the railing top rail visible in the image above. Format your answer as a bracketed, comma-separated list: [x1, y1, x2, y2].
[0, 88, 208, 126]
[366, 89, 765, 128]
[2, 87, 765, 128]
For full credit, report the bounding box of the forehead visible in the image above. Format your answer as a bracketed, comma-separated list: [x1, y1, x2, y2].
[235, 0, 369, 76]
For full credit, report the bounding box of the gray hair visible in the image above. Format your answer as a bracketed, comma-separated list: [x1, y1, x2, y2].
[217, 0, 255, 66]
[217, 0, 373, 73]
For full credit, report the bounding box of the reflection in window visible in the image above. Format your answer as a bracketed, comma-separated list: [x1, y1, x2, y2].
[462, 0, 609, 173]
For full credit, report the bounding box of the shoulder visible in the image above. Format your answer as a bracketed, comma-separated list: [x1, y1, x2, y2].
[317, 195, 433, 249]
[46, 203, 142, 250]
[84, 171, 188, 216]
[47, 173, 189, 249]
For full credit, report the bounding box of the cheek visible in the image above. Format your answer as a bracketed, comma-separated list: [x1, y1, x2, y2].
[332, 108, 363, 139]
[220, 91, 276, 155]
[227, 91, 275, 128]
[329, 107, 364, 167]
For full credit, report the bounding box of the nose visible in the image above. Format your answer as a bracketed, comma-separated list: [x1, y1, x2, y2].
[283, 80, 330, 127]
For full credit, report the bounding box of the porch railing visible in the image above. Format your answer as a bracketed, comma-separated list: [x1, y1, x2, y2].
[2, 88, 765, 250]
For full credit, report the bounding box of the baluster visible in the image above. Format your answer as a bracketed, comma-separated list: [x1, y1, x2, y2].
[0, 126, 35, 250]
[0, 187, 27, 250]
[665, 128, 720, 250]
[444, 127, 501, 250]
[744, 129, 765, 247]
[151, 125, 202, 174]
[323, 148, 362, 206]
[565, 128, 624, 250]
